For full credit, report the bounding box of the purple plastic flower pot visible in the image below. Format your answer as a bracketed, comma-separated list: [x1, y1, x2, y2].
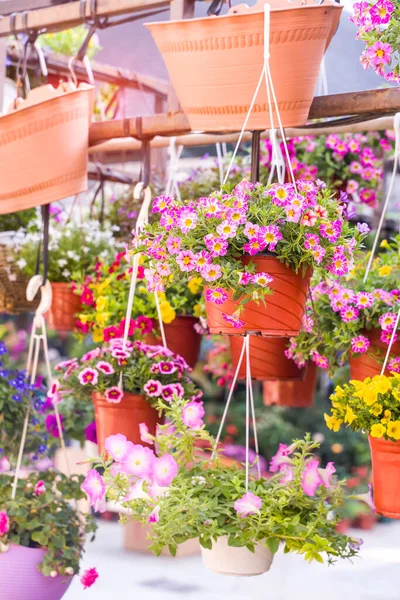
[0, 544, 73, 600]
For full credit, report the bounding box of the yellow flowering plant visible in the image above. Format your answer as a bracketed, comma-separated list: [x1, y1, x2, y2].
[325, 374, 400, 442]
[73, 251, 205, 343]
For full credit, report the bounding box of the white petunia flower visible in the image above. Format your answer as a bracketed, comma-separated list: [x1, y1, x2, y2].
[16, 258, 27, 269]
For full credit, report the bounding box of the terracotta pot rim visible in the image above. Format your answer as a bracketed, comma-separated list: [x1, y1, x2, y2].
[146, 2, 341, 28]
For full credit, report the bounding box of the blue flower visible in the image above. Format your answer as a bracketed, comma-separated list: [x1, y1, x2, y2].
[0, 369, 8, 377]
[0, 343, 8, 355]
[12, 394, 22, 402]
[38, 444, 47, 454]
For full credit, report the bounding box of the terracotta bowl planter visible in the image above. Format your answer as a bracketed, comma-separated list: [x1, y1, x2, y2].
[146, 0, 342, 132]
[205, 256, 311, 336]
[201, 536, 273, 576]
[143, 316, 201, 368]
[0, 82, 94, 214]
[230, 335, 304, 381]
[263, 361, 317, 407]
[349, 328, 400, 380]
[92, 391, 159, 453]
[369, 435, 400, 519]
[44, 282, 81, 333]
[0, 544, 72, 600]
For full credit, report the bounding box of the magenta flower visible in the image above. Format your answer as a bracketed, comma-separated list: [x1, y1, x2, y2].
[226, 207, 247, 225]
[304, 233, 320, 250]
[301, 210, 317, 227]
[379, 312, 397, 331]
[258, 225, 282, 252]
[367, 41, 393, 66]
[148, 506, 160, 523]
[194, 251, 212, 272]
[243, 237, 266, 256]
[104, 387, 124, 403]
[82, 470, 106, 507]
[34, 480, 46, 496]
[162, 383, 184, 401]
[201, 197, 223, 218]
[340, 306, 359, 322]
[111, 348, 131, 360]
[81, 348, 101, 362]
[234, 492, 262, 517]
[152, 195, 172, 214]
[320, 221, 342, 243]
[269, 443, 294, 472]
[176, 250, 196, 272]
[178, 208, 197, 233]
[139, 423, 154, 445]
[216, 220, 238, 239]
[105, 434, 129, 461]
[153, 454, 178, 486]
[381, 330, 398, 345]
[54, 358, 78, 372]
[252, 272, 273, 288]
[311, 350, 329, 369]
[388, 357, 400, 373]
[238, 271, 253, 285]
[355, 292, 374, 309]
[85, 422, 97, 444]
[204, 234, 229, 257]
[302, 459, 322, 496]
[182, 401, 205, 429]
[243, 222, 260, 238]
[221, 312, 246, 329]
[205, 288, 228, 305]
[158, 361, 177, 375]
[78, 368, 99, 386]
[0, 511, 9, 536]
[269, 183, 292, 206]
[143, 379, 163, 397]
[201, 263, 222, 282]
[351, 335, 370, 353]
[80, 567, 99, 590]
[311, 246, 326, 265]
[136, 315, 153, 334]
[120, 444, 155, 477]
[166, 236, 181, 255]
[328, 253, 348, 276]
[47, 380, 59, 399]
[103, 325, 122, 342]
[45, 414, 64, 438]
[97, 361, 115, 375]
[319, 462, 336, 488]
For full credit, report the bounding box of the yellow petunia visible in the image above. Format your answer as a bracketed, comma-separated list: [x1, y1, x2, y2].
[371, 375, 391, 395]
[380, 239, 390, 249]
[95, 312, 111, 327]
[78, 314, 89, 324]
[387, 421, 400, 440]
[349, 380, 366, 391]
[371, 403, 383, 417]
[324, 413, 343, 432]
[188, 277, 203, 295]
[392, 388, 400, 402]
[92, 328, 104, 343]
[334, 386, 345, 399]
[356, 385, 377, 406]
[96, 295, 108, 312]
[370, 423, 386, 438]
[157, 292, 167, 302]
[94, 278, 111, 295]
[378, 265, 392, 277]
[345, 405, 357, 425]
[160, 300, 176, 324]
[381, 409, 392, 425]
[193, 303, 202, 318]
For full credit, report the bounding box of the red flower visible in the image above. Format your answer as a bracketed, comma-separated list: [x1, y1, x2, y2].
[80, 567, 99, 589]
[136, 315, 153, 334]
[137, 265, 145, 279]
[103, 325, 122, 341]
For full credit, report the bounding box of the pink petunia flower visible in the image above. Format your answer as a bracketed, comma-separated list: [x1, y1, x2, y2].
[153, 454, 178, 487]
[81, 567, 99, 589]
[34, 480, 46, 496]
[204, 234, 229, 258]
[280, 463, 294, 484]
[0, 511, 9, 536]
[234, 492, 262, 517]
[143, 379, 163, 397]
[194, 251, 212, 272]
[139, 423, 154, 445]
[81, 348, 101, 362]
[258, 225, 283, 252]
[136, 315, 153, 334]
[104, 387, 124, 403]
[120, 444, 155, 477]
[243, 237, 267, 256]
[243, 222, 260, 238]
[302, 459, 323, 496]
[152, 195, 172, 214]
[311, 245, 326, 265]
[388, 356, 400, 373]
[201, 263, 222, 282]
[340, 306, 359, 322]
[301, 210, 317, 227]
[216, 220, 238, 239]
[221, 312, 246, 329]
[158, 361, 177, 375]
[148, 506, 160, 523]
[78, 368, 99, 386]
[182, 401, 205, 429]
[304, 233, 320, 250]
[252, 272, 273, 288]
[379, 312, 397, 331]
[351, 335, 370, 353]
[166, 236, 181, 255]
[320, 220, 342, 243]
[285, 205, 301, 223]
[178, 208, 197, 233]
[97, 361, 115, 375]
[354, 483, 376, 513]
[105, 434, 129, 461]
[238, 271, 254, 285]
[367, 40, 393, 66]
[103, 325, 122, 342]
[45, 414, 64, 438]
[269, 443, 294, 472]
[311, 350, 329, 369]
[380, 330, 398, 345]
[314, 205, 328, 219]
[205, 288, 228, 305]
[82, 470, 106, 508]
[318, 462, 336, 488]
[176, 250, 197, 272]
[355, 292, 374, 310]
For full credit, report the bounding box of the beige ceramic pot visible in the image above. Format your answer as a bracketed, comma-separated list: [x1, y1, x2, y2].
[201, 536, 274, 576]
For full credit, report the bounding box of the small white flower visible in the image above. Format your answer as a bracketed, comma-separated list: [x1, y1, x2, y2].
[191, 476, 206, 486]
[327, 510, 336, 522]
[57, 259, 67, 267]
[16, 258, 27, 269]
[8, 273, 17, 282]
[66, 251, 74, 259]
[50, 571, 58, 578]
[65, 567, 74, 575]
[62, 269, 71, 278]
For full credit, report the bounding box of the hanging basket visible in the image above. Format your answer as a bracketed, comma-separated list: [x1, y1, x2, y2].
[262, 361, 317, 407]
[230, 335, 304, 381]
[369, 435, 400, 519]
[44, 283, 81, 333]
[201, 536, 273, 576]
[0, 544, 72, 600]
[0, 82, 94, 214]
[92, 391, 159, 453]
[144, 316, 202, 368]
[0, 243, 39, 314]
[349, 328, 400, 380]
[205, 256, 312, 336]
[145, 0, 342, 132]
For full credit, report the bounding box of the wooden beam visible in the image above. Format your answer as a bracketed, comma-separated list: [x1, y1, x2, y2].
[309, 87, 400, 120]
[0, 0, 171, 37]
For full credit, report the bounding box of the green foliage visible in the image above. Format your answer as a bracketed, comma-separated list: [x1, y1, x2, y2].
[38, 26, 101, 59]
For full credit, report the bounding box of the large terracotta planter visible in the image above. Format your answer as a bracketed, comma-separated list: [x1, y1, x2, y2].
[201, 536, 273, 576]
[144, 316, 201, 368]
[263, 362, 317, 407]
[92, 391, 158, 453]
[44, 282, 81, 332]
[230, 335, 304, 381]
[0, 82, 94, 214]
[369, 436, 400, 519]
[0, 544, 72, 600]
[349, 328, 400, 380]
[146, 0, 342, 132]
[205, 256, 311, 336]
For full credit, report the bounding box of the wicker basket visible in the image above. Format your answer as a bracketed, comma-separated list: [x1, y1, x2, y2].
[0, 244, 39, 314]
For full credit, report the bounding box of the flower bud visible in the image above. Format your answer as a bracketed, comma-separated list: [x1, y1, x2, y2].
[50, 571, 57, 578]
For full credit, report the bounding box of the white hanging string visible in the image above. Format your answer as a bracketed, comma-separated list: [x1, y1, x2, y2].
[153, 290, 168, 348]
[165, 137, 183, 201]
[216, 143, 225, 186]
[316, 57, 328, 97]
[246, 336, 261, 481]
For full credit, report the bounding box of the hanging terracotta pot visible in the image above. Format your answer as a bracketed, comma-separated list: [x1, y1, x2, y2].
[0, 82, 94, 214]
[349, 328, 400, 380]
[92, 391, 158, 453]
[0, 544, 72, 600]
[229, 335, 304, 381]
[263, 362, 317, 407]
[145, 0, 342, 133]
[205, 256, 311, 336]
[201, 536, 273, 576]
[44, 283, 81, 333]
[369, 435, 400, 519]
[143, 316, 201, 368]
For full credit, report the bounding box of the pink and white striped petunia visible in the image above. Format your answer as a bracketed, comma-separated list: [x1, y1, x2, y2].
[205, 288, 228, 305]
[153, 454, 178, 487]
[82, 469, 106, 507]
[222, 312, 246, 329]
[201, 263, 222, 282]
[351, 335, 370, 354]
[97, 361, 115, 375]
[104, 387, 124, 403]
[234, 492, 262, 517]
[105, 433, 129, 461]
[143, 379, 163, 397]
[176, 250, 197, 272]
[78, 368, 99, 386]
[252, 272, 273, 288]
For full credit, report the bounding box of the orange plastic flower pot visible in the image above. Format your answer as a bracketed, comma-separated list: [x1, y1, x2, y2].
[205, 256, 312, 336]
[349, 328, 400, 380]
[145, 1, 342, 132]
[230, 335, 304, 381]
[144, 316, 201, 368]
[44, 282, 81, 333]
[92, 391, 159, 453]
[369, 435, 400, 519]
[262, 362, 317, 407]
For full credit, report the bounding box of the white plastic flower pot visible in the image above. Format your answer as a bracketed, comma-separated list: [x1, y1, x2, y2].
[201, 536, 273, 576]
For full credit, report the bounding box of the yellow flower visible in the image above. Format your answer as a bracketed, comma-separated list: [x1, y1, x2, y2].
[193, 303, 202, 318]
[78, 314, 89, 324]
[92, 328, 104, 343]
[345, 405, 357, 425]
[380, 239, 390, 249]
[371, 375, 391, 395]
[324, 413, 342, 432]
[157, 292, 167, 302]
[356, 385, 377, 406]
[371, 403, 383, 417]
[378, 265, 392, 277]
[387, 420, 400, 440]
[138, 285, 147, 294]
[96, 295, 108, 312]
[159, 300, 176, 324]
[381, 409, 392, 424]
[94, 278, 111, 294]
[95, 312, 111, 327]
[188, 277, 203, 295]
[349, 380, 366, 391]
[334, 386, 345, 399]
[370, 423, 386, 438]
[392, 388, 400, 402]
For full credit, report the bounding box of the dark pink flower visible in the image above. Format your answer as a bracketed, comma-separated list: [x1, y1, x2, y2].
[81, 567, 99, 589]
[45, 414, 64, 438]
[0, 511, 9, 536]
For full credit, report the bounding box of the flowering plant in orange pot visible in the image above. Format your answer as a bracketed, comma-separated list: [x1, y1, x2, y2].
[134, 180, 364, 336]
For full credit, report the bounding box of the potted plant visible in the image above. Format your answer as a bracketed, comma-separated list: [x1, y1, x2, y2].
[325, 373, 400, 519]
[57, 338, 200, 452]
[83, 397, 361, 575]
[0, 470, 97, 598]
[135, 180, 365, 336]
[263, 362, 317, 407]
[73, 251, 205, 367]
[287, 236, 400, 378]
[13, 208, 122, 331]
[145, 0, 342, 132]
